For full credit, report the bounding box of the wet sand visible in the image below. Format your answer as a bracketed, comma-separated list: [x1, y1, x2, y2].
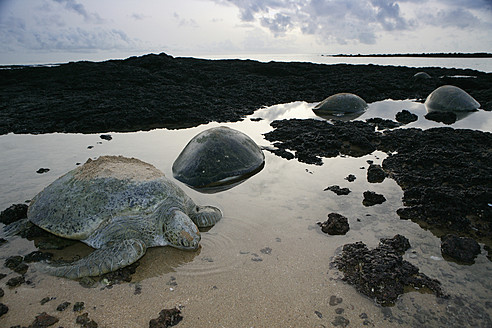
[2, 112, 491, 326]
[1, 54, 492, 327]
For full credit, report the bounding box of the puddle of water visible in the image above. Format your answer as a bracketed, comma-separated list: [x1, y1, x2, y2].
[0, 100, 491, 327]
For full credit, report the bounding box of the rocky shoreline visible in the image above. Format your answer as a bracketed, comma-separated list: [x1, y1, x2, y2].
[1, 52, 491, 135]
[264, 119, 492, 258]
[1, 53, 491, 321]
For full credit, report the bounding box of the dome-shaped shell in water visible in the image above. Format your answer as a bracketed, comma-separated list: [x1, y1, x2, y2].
[313, 93, 368, 114]
[413, 72, 432, 80]
[172, 127, 265, 190]
[425, 85, 480, 112]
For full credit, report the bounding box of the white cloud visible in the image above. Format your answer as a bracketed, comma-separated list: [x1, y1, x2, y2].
[173, 12, 200, 28]
[130, 13, 148, 21]
[0, 0, 491, 64]
[213, 0, 492, 47]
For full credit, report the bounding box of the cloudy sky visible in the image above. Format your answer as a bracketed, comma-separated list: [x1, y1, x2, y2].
[0, 0, 491, 64]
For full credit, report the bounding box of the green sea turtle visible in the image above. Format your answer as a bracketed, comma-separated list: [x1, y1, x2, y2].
[172, 126, 265, 192]
[313, 93, 368, 120]
[413, 71, 432, 80]
[9, 155, 222, 279]
[425, 85, 480, 112]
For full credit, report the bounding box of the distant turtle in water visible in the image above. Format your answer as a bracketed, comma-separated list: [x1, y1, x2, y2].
[6, 156, 222, 279]
[425, 85, 480, 112]
[413, 71, 432, 80]
[313, 93, 368, 119]
[172, 126, 265, 192]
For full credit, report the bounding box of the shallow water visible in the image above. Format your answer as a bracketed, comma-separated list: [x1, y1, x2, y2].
[195, 53, 492, 73]
[1, 100, 491, 327]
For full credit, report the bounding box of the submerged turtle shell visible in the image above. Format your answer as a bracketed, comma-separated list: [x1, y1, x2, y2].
[425, 85, 480, 112]
[172, 126, 265, 190]
[27, 156, 171, 240]
[413, 72, 432, 80]
[313, 93, 368, 115]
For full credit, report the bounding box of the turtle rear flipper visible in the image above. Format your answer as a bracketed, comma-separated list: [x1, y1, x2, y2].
[192, 206, 222, 228]
[35, 239, 146, 279]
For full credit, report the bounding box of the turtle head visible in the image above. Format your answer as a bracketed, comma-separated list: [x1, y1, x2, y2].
[162, 210, 201, 250]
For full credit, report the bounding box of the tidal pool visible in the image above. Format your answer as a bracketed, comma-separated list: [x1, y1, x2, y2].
[0, 99, 491, 327]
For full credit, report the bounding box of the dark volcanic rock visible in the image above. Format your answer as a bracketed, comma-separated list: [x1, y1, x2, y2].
[441, 234, 481, 264]
[4, 256, 23, 270]
[29, 312, 59, 327]
[324, 185, 351, 195]
[0, 203, 27, 225]
[395, 110, 418, 124]
[73, 301, 85, 312]
[264, 119, 378, 165]
[76, 312, 98, 328]
[5, 256, 28, 275]
[362, 191, 386, 206]
[345, 174, 356, 182]
[365, 117, 401, 130]
[149, 308, 183, 328]
[332, 316, 350, 327]
[424, 111, 457, 124]
[2, 53, 491, 135]
[380, 127, 492, 247]
[366, 164, 386, 183]
[380, 234, 411, 254]
[6, 275, 25, 287]
[268, 147, 295, 161]
[24, 251, 54, 263]
[0, 303, 8, 317]
[318, 213, 350, 235]
[334, 235, 445, 306]
[56, 301, 71, 311]
[266, 118, 492, 249]
[101, 261, 140, 285]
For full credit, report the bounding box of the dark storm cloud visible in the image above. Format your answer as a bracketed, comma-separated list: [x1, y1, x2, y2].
[416, 0, 491, 29]
[371, 0, 409, 30]
[214, 0, 490, 45]
[443, 0, 492, 10]
[214, 0, 413, 44]
[53, 0, 105, 23]
[424, 8, 480, 28]
[0, 16, 28, 51]
[260, 13, 293, 36]
[0, 1, 137, 53]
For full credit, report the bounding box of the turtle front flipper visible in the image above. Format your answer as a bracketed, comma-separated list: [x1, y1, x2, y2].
[191, 205, 222, 228]
[36, 239, 146, 279]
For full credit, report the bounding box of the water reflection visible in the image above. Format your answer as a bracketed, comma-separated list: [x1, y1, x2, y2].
[0, 99, 491, 327]
[313, 110, 365, 121]
[251, 98, 491, 130]
[185, 161, 265, 193]
[425, 108, 476, 124]
[250, 101, 319, 122]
